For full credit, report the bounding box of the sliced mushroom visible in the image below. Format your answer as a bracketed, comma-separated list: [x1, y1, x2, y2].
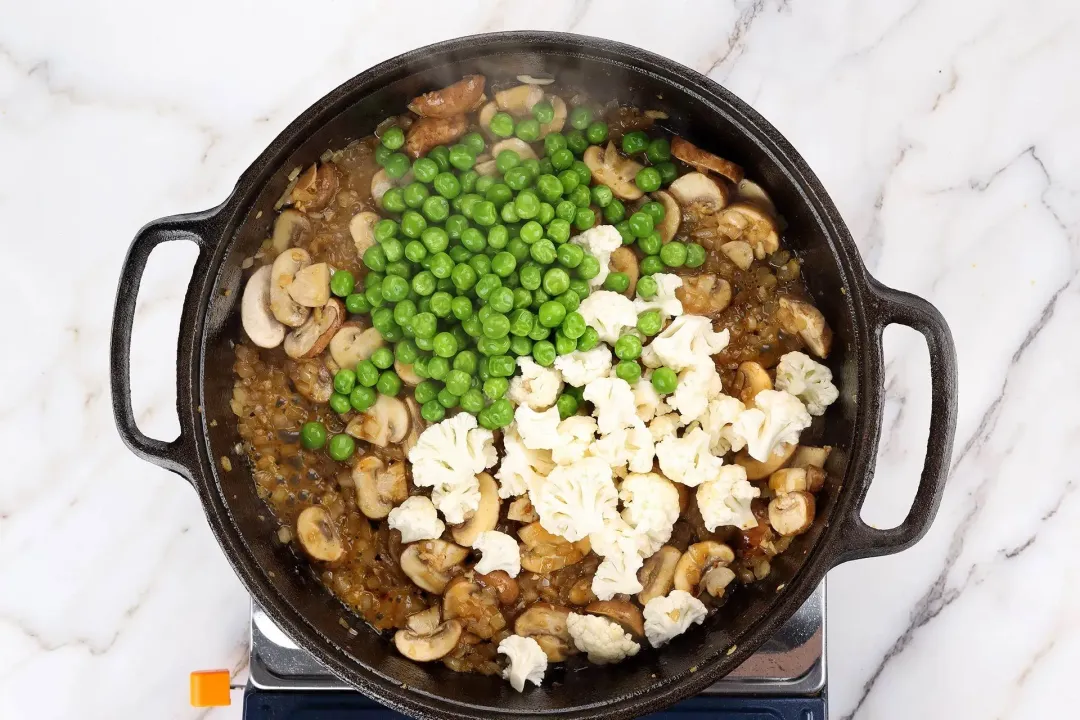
[538, 96, 567, 139]
[513, 603, 577, 662]
[516, 73, 555, 86]
[792, 445, 831, 469]
[443, 577, 506, 639]
[288, 358, 333, 403]
[583, 143, 644, 201]
[735, 442, 797, 481]
[394, 618, 463, 662]
[495, 84, 545, 114]
[476, 570, 520, 605]
[715, 203, 779, 259]
[405, 606, 442, 635]
[287, 263, 331, 307]
[736, 179, 777, 216]
[652, 190, 681, 243]
[721, 240, 755, 270]
[283, 299, 343, 359]
[400, 540, 469, 594]
[676, 275, 732, 315]
[668, 171, 730, 209]
[733, 361, 772, 405]
[290, 163, 339, 212]
[507, 496, 538, 523]
[637, 545, 681, 605]
[402, 397, 427, 456]
[768, 491, 816, 536]
[519, 522, 587, 574]
[609, 246, 639, 297]
[330, 326, 385, 369]
[703, 566, 737, 597]
[407, 75, 486, 118]
[568, 577, 597, 606]
[370, 168, 414, 204]
[405, 115, 468, 159]
[585, 600, 644, 638]
[478, 101, 498, 136]
[777, 297, 833, 358]
[674, 541, 735, 598]
[671, 136, 744, 183]
[451, 473, 500, 546]
[474, 159, 499, 177]
[395, 359, 423, 387]
[270, 209, 312, 253]
[349, 211, 380, 257]
[345, 394, 410, 447]
[270, 248, 312, 327]
[354, 456, 408, 519]
[296, 506, 344, 562]
[492, 138, 538, 161]
[768, 468, 808, 495]
[241, 266, 286, 348]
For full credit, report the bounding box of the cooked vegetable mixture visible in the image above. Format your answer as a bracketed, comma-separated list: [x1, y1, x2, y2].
[232, 73, 839, 690]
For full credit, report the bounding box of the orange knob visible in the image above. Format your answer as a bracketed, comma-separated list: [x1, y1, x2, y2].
[190, 669, 232, 707]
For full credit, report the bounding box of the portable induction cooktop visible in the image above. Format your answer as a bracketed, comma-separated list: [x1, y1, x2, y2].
[232, 582, 826, 718]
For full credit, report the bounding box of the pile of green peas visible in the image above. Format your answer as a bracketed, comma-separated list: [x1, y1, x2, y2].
[300, 100, 708, 459]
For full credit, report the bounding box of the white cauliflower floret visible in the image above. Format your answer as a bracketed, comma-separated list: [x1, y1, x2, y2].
[473, 530, 522, 577]
[590, 423, 655, 474]
[514, 404, 562, 451]
[694, 394, 746, 455]
[408, 414, 497, 490]
[508, 357, 563, 411]
[648, 412, 683, 442]
[570, 224, 623, 288]
[551, 415, 598, 465]
[566, 613, 641, 664]
[583, 376, 639, 435]
[554, 345, 613, 387]
[632, 378, 664, 423]
[643, 590, 708, 648]
[731, 390, 812, 462]
[431, 481, 481, 525]
[593, 550, 645, 600]
[668, 360, 723, 424]
[774, 351, 839, 416]
[387, 496, 445, 543]
[498, 635, 548, 692]
[641, 315, 730, 371]
[696, 465, 759, 531]
[634, 272, 684, 319]
[578, 290, 639, 344]
[620, 473, 681, 555]
[531, 457, 617, 542]
[655, 427, 725, 488]
[496, 426, 553, 498]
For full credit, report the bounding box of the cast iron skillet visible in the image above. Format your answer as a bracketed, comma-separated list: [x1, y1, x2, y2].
[110, 32, 958, 719]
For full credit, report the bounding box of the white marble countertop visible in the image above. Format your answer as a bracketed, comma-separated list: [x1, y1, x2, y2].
[2, 1, 1076, 718]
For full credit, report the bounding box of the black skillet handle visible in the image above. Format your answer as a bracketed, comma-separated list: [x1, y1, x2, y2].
[831, 279, 959, 564]
[111, 215, 214, 483]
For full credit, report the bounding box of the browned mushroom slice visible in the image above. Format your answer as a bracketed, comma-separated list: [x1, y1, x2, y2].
[354, 456, 408, 519]
[370, 168, 414, 204]
[405, 115, 468, 159]
[715, 202, 779, 260]
[401, 397, 427, 456]
[394, 359, 423, 387]
[443, 577, 507, 639]
[736, 178, 777, 216]
[652, 190, 681, 243]
[733, 361, 773, 405]
[637, 545, 681, 605]
[768, 491, 816, 536]
[609, 247, 639, 297]
[673, 541, 735, 597]
[476, 570, 520, 605]
[394, 618, 463, 662]
[296, 506, 344, 562]
[478, 101, 498, 137]
[408, 75, 486, 118]
[492, 138, 539, 161]
[676, 275, 732, 315]
[568, 577, 597, 606]
[495, 84, 545, 114]
[290, 163, 339, 212]
[585, 600, 645, 638]
[768, 468, 809, 495]
[451, 473, 500, 546]
[269, 248, 312, 327]
[518, 522, 587, 574]
[507, 496, 538, 523]
[777, 297, 833, 358]
[400, 540, 469, 594]
[583, 143, 644, 201]
[287, 358, 333, 403]
[241, 265, 286, 349]
[349, 211, 380, 257]
[513, 603, 577, 661]
[792, 445, 831, 469]
[287, 263, 331, 307]
[345, 394, 410, 447]
[668, 171, 731, 211]
[330, 326, 385, 369]
[735, 442, 797, 480]
[270, 209, 312, 253]
[671, 136, 744, 184]
[283, 299, 343, 359]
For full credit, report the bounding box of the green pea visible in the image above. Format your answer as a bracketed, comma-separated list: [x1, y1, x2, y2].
[527, 238, 555, 265]
[333, 368, 356, 395]
[489, 111, 514, 137]
[568, 278, 591, 299]
[422, 195, 450, 223]
[646, 137, 671, 164]
[385, 261, 411, 279]
[504, 167, 532, 192]
[557, 169, 580, 194]
[559, 290, 582, 314]
[490, 252, 516, 278]
[616, 359, 642, 383]
[529, 322, 552, 342]
[345, 292, 370, 315]
[449, 245, 472, 264]
[538, 300, 567, 328]
[604, 272, 630, 293]
[641, 255, 665, 275]
[415, 335, 434, 352]
[537, 202, 555, 226]
[635, 166, 662, 193]
[448, 297, 470, 322]
[615, 334, 643, 361]
[660, 241, 688, 267]
[365, 346, 390, 370]
[425, 292, 449, 319]
[513, 287, 533, 309]
[628, 211, 655, 238]
[363, 244, 387, 272]
[435, 369, 466, 397]
[532, 287, 550, 306]
[381, 187, 406, 214]
[451, 351, 477, 376]
[535, 174, 563, 203]
[538, 157, 555, 175]
[636, 201, 663, 225]
[513, 191, 539, 220]
[483, 224, 506, 250]
[446, 264, 473, 294]
[403, 181, 429, 209]
[544, 132, 568, 158]
[356, 359, 379, 388]
[300, 420, 328, 450]
[638, 232, 662, 256]
[550, 147, 575, 171]
[412, 270, 436, 296]
[550, 393, 575, 420]
[655, 162, 677, 187]
[574, 207, 595, 231]
[427, 356, 450, 380]
[637, 310, 663, 336]
[458, 388, 485, 414]
[375, 370, 401, 397]
[559, 311, 585, 340]
[651, 367, 678, 394]
[507, 238, 530, 263]
[547, 218, 572, 244]
[483, 376, 509, 401]
[636, 276, 658, 299]
[487, 398, 514, 428]
[569, 106, 593, 130]
[481, 313, 509, 339]
[327, 433, 356, 461]
[411, 311, 438, 339]
[588, 184, 613, 208]
[460, 131, 484, 155]
[402, 240, 426, 264]
[543, 267, 571, 296]
[375, 144, 392, 166]
[473, 201, 498, 226]
[327, 270, 354, 298]
[682, 243, 706, 268]
[413, 380, 439, 405]
[393, 299, 417, 328]
[532, 340, 556, 367]
[509, 335, 533, 356]
[378, 125, 404, 150]
[345, 385, 375, 412]
[364, 283, 385, 309]
[401, 210, 428, 239]
[553, 331, 576, 356]
[420, 399, 445, 422]
[443, 214, 467, 240]
[577, 254, 601, 280]
[507, 307, 534, 337]
[410, 156, 438, 183]
[529, 100, 554, 124]
[383, 152, 411, 179]
[576, 325, 600, 351]
[622, 131, 650, 155]
[568, 185, 591, 209]
[384, 238, 407, 264]
[496, 150, 521, 174]
[515, 118, 541, 142]
[486, 354, 516, 378]
[488, 287, 515, 314]
[585, 120, 609, 145]
[375, 219, 399, 242]
[500, 200, 520, 224]
[572, 161, 591, 186]
[556, 243, 584, 269]
[487, 183, 513, 208]
[432, 332, 457, 358]
[447, 144, 474, 171]
[371, 307, 395, 336]
[397, 338, 421, 364]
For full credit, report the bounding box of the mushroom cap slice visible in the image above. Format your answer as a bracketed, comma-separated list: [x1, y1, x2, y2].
[330, 325, 386, 369]
[370, 169, 414, 204]
[507, 496, 538, 523]
[735, 442, 797, 481]
[443, 576, 506, 639]
[400, 540, 469, 594]
[609, 246, 639, 297]
[492, 138, 538, 161]
[349, 211, 380, 257]
[407, 75, 486, 118]
[270, 209, 312, 253]
[354, 456, 408, 519]
[405, 115, 468, 159]
[585, 600, 645, 638]
[792, 445, 831, 470]
[283, 299, 343, 359]
[777, 297, 833, 359]
[568, 577, 597, 606]
[296, 506, 344, 562]
[290, 163, 339, 212]
[394, 359, 423, 387]
[721, 240, 755, 270]
[401, 397, 427, 456]
[345, 394, 410, 447]
[269, 248, 312, 327]
[668, 171, 730, 209]
[674, 541, 735, 597]
[537, 96, 567, 139]
[768, 491, 816, 536]
[716, 202, 780, 259]
[703, 566, 737, 597]
[518, 522, 587, 574]
[478, 101, 498, 137]
[394, 619, 463, 662]
[513, 603, 577, 662]
[676, 275, 732, 316]
[637, 545, 681, 605]
[287, 262, 331, 307]
[583, 143, 644, 201]
[495, 84, 545, 114]
[474, 159, 499, 177]
[405, 606, 442, 634]
[769, 468, 809, 495]
[652, 190, 681, 243]
[451, 472, 500, 546]
[241, 266, 286, 349]
[671, 136, 744, 183]
[477, 570, 520, 605]
[734, 361, 773, 405]
[736, 179, 777, 216]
